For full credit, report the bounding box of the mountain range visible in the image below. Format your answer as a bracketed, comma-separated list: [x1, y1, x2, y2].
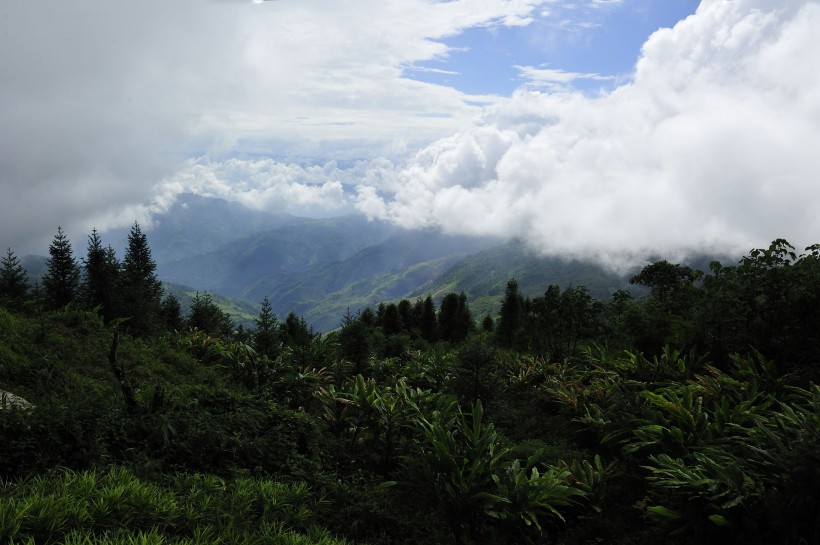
[25, 194, 636, 332]
[141, 194, 635, 331]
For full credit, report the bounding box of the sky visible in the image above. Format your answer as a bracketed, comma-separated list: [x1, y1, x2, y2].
[1, 0, 819, 269]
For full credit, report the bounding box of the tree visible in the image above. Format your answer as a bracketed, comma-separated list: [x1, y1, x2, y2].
[339, 308, 371, 375]
[630, 260, 701, 351]
[281, 311, 314, 367]
[0, 248, 30, 310]
[630, 260, 697, 308]
[381, 303, 402, 336]
[119, 223, 163, 336]
[418, 295, 439, 343]
[160, 292, 184, 332]
[454, 333, 499, 405]
[397, 299, 415, 331]
[438, 292, 474, 343]
[188, 292, 234, 337]
[42, 227, 81, 309]
[82, 229, 119, 322]
[481, 314, 494, 333]
[253, 296, 280, 359]
[496, 279, 524, 348]
[282, 311, 314, 348]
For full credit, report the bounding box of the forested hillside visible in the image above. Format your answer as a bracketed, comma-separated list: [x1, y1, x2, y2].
[2, 228, 819, 545]
[97, 195, 629, 331]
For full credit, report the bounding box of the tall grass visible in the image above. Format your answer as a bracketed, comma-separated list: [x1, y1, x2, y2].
[0, 466, 350, 545]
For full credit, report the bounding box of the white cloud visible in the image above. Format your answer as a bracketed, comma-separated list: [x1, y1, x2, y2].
[0, 0, 549, 253]
[354, 0, 820, 270]
[4, 0, 817, 277]
[515, 65, 615, 87]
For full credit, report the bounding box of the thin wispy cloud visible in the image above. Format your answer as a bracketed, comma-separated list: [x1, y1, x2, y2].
[515, 65, 615, 86]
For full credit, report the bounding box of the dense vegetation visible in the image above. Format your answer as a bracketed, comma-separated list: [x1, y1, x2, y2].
[1, 228, 818, 544]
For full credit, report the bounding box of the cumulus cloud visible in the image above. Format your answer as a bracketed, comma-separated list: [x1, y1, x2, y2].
[0, 0, 547, 253]
[354, 0, 820, 269]
[4, 0, 817, 276]
[153, 158, 356, 218]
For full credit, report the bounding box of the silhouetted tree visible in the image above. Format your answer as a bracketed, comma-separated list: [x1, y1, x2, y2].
[496, 279, 524, 348]
[0, 248, 29, 311]
[281, 311, 314, 367]
[281, 311, 314, 348]
[381, 303, 402, 336]
[82, 229, 119, 322]
[42, 227, 81, 310]
[418, 295, 438, 343]
[438, 292, 474, 343]
[481, 314, 494, 333]
[254, 296, 280, 359]
[397, 299, 415, 331]
[454, 333, 499, 405]
[188, 292, 234, 337]
[340, 308, 371, 375]
[118, 223, 163, 336]
[160, 292, 184, 332]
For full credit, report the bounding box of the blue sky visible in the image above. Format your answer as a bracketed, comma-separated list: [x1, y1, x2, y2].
[405, 0, 699, 95]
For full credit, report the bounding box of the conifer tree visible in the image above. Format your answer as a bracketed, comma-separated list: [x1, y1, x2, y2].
[397, 299, 414, 331]
[82, 229, 119, 322]
[438, 292, 474, 343]
[281, 311, 314, 368]
[42, 227, 81, 310]
[481, 314, 494, 333]
[0, 247, 30, 311]
[160, 292, 184, 332]
[188, 292, 234, 337]
[282, 311, 314, 348]
[254, 296, 280, 359]
[381, 303, 402, 336]
[119, 223, 163, 336]
[438, 293, 460, 343]
[339, 308, 371, 375]
[496, 278, 524, 348]
[419, 295, 439, 343]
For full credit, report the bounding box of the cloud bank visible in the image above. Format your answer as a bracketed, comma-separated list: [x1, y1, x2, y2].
[0, 0, 544, 252]
[350, 0, 820, 268]
[2, 0, 818, 273]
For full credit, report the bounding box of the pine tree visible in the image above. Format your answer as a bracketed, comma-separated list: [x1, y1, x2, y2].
[438, 293, 460, 343]
[419, 295, 439, 343]
[438, 292, 474, 343]
[340, 308, 371, 375]
[188, 292, 234, 337]
[481, 314, 494, 333]
[381, 303, 402, 336]
[160, 292, 184, 332]
[496, 278, 524, 348]
[82, 229, 119, 322]
[0, 247, 30, 310]
[253, 296, 280, 359]
[282, 311, 314, 348]
[119, 222, 163, 336]
[397, 299, 414, 331]
[281, 311, 314, 368]
[42, 227, 81, 310]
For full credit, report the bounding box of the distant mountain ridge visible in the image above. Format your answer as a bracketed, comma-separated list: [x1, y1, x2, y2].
[14, 195, 639, 332]
[105, 193, 296, 264]
[112, 194, 634, 331]
[15, 195, 641, 331]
